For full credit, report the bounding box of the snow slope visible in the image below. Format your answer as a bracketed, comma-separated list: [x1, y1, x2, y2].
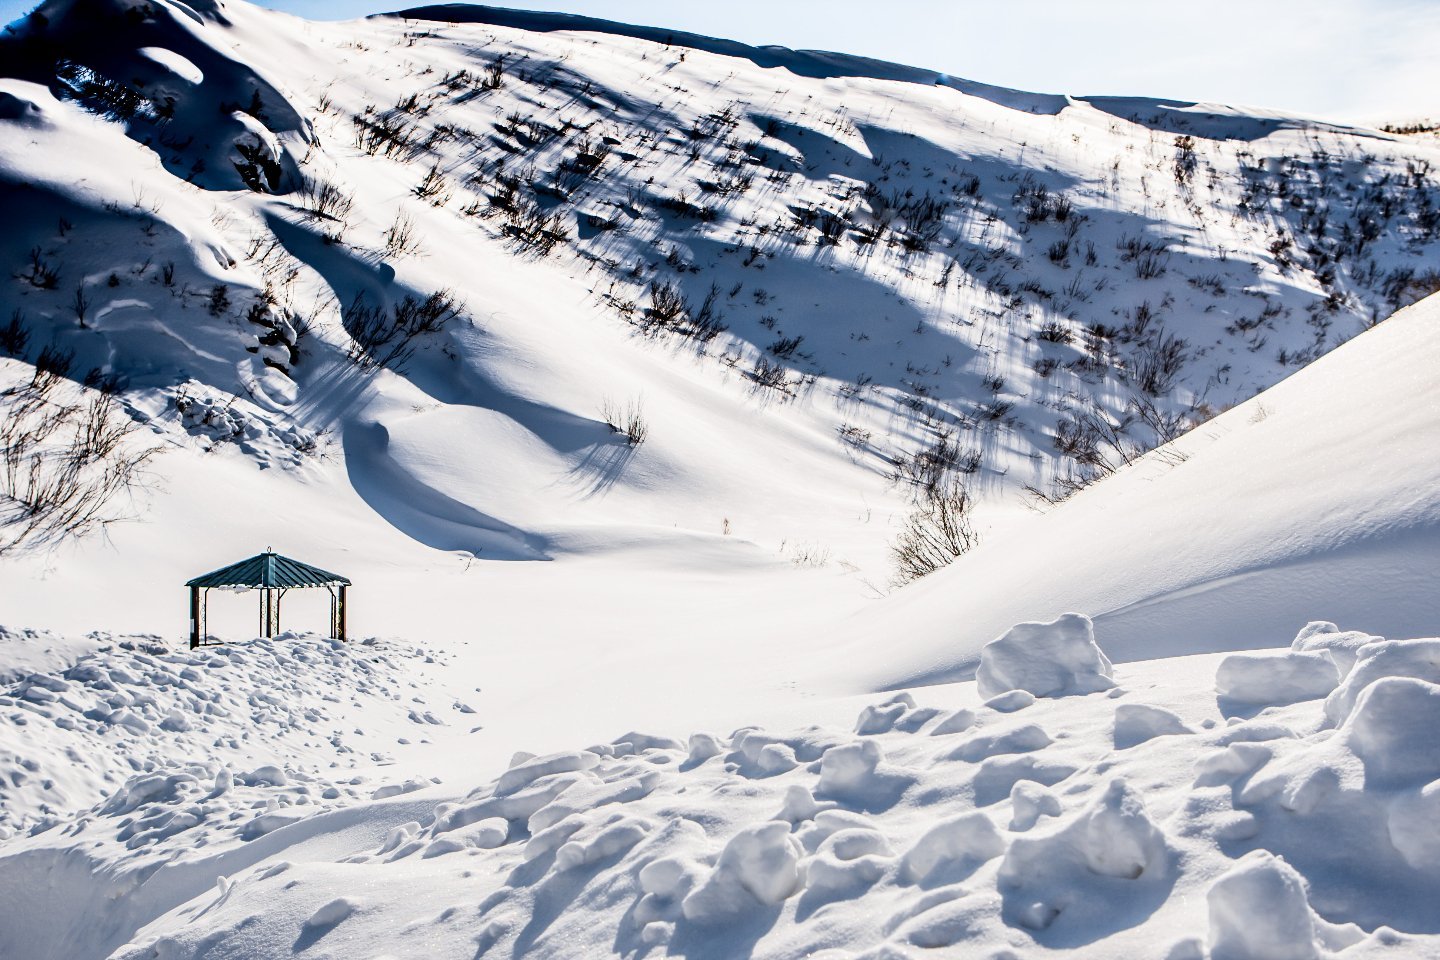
[1, 1, 1439, 956]
[827, 291, 1440, 692]
[3, 0, 1440, 622]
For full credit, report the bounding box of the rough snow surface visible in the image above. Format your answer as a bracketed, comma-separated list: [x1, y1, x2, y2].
[0, 621, 1434, 958]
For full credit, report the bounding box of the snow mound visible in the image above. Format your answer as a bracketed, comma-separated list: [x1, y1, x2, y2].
[1323, 637, 1440, 725]
[1113, 702, 1192, 748]
[1339, 677, 1440, 787]
[1291, 621, 1382, 674]
[1207, 851, 1321, 960]
[975, 613, 1114, 699]
[1215, 651, 1339, 708]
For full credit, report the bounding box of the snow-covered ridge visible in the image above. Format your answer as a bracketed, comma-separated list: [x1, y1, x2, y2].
[390, 2, 1075, 116]
[391, 3, 1378, 140]
[3, 0, 1439, 605]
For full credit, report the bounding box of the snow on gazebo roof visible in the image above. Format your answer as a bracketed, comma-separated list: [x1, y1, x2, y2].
[185, 550, 350, 590]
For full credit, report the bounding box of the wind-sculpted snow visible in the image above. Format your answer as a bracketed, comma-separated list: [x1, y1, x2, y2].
[0, 619, 1425, 958]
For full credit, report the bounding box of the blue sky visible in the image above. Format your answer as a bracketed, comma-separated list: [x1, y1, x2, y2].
[4, 0, 1438, 124]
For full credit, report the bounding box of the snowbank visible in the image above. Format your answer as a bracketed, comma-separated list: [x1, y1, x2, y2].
[0, 627, 1424, 960]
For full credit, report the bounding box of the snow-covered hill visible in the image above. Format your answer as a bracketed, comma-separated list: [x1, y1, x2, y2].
[824, 290, 1440, 693]
[2, 1, 1440, 957]
[3, 0, 1440, 610]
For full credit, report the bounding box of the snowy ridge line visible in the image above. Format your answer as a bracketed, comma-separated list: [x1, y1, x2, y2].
[388, 2, 1070, 116]
[2, 613, 1427, 959]
[387, 2, 1378, 137]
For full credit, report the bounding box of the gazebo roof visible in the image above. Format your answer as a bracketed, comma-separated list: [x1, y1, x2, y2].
[186, 550, 350, 589]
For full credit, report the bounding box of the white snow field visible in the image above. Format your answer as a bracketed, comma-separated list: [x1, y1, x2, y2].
[1, 0, 1439, 956]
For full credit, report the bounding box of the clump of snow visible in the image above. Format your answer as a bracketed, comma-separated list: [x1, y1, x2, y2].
[900, 812, 1003, 883]
[976, 613, 1114, 699]
[998, 778, 1168, 931]
[1338, 677, 1440, 787]
[1215, 650, 1338, 706]
[1291, 621, 1382, 673]
[682, 821, 803, 920]
[1323, 637, 1440, 725]
[1113, 702, 1192, 748]
[305, 897, 357, 929]
[1207, 851, 1319, 960]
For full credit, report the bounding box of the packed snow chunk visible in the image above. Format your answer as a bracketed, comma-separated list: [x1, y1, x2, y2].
[685, 733, 725, 766]
[1387, 781, 1440, 870]
[983, 689, 1037, 713]
[976, 613, 1114, 700]
[1193, 743, 1274, 788]
[816, 739, 883, 796]
[855, 693, 916, 735]
[244, 764, 288, 787]
[494, 751, 600, 796]
[1114, 703, 1193, 748]
[305, 897, 357, 929]
[999, 779, 1168, 931]
[1075, 778, 1168, 879]
[1009, 781, 1062, 831]
[1215, 651, 1338, 706]
[1338, 677, 1440, 787]
[1207, 851, 1319, 960]
[901, 812, 1004, 883]
[555, 817, 651, 871]
[613, 731, 684, 754]
[1291, 622, 1382, 674]
[682, 821, 803, 921]
[241, 810, 308, 841]
[929, 708, 976, 736]
[778, 784, 821, 823]
[805, 826, 894, 900]
[457, 817, 510, 850]
[952, 723, 1053, 763]
[370, 778, 428, 800]
[1323, 638, 1440, 726]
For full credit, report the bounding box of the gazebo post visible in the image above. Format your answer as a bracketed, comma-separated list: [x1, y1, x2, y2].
[189, 586, 200, 649]
[337, 584, 347, 642]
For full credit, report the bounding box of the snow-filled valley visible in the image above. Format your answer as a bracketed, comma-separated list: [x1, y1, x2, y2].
[1, 0, 1439, 956]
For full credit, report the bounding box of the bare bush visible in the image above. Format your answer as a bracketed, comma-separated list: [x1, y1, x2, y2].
[1, 363, 156, 555]
[343, 290, 461, 371]
[384, 212, 422, 257]
[298, 177, 354, 224]
[648, 282, 687, 325]
[1130, 330, 1189, 396]
[601, 395, 649, 445]
[890, 480, 979, 584]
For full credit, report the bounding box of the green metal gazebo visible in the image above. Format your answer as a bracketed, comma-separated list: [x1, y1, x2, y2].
[186, 549, 350, 649]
